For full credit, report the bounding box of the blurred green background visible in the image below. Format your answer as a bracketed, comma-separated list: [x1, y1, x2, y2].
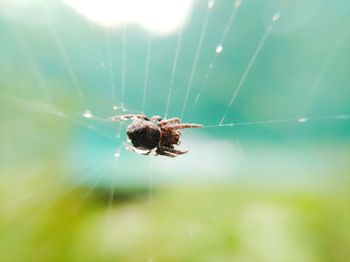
[0, 0, 350, 261]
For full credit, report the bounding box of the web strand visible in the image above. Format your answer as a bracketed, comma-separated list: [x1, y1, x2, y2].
[121, 25, 127, 107]
[218, 11, 281, 125]
[105, 29, 117, 109]
[164, 29, 183, 119]
[0, 94, 112, 139]
[47, 20, 87, 109]
[301, 23, 350, 116]
[190, 0, 242, 115]
[142, 35, 152, 113]
[204, 113, 350, 129]
[13, 26, 53, 104]
[180, 6, 212, 119]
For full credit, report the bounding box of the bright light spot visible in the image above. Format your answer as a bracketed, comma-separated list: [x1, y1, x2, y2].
[216, 44, 223, 53]
[298, 117, 308, 123]
[83, 110, 92, 118]
[272, 13, 281, 22]
[114, 152, 121, 158]
[62, 0, 193, 34]
[208, 0, 215, 9]
[234, 0, 242, 8]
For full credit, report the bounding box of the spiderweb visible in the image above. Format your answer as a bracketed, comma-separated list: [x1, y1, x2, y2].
[0, 0, 350, 261]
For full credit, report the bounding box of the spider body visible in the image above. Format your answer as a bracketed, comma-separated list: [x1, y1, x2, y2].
[126, 119, 160, 150]
[110, 114, 202, 157]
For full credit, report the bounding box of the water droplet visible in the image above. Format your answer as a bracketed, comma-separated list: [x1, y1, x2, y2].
[216, 45, 223, 53]
[234, 0, 241, 8]
[208, 0, 215, 9]
[298, 118, 308, 123]
[272, 13, 280, 22]
[113, 105, 118, 110]
[83, 110, 92, 118]
[114, 152, 120, 158]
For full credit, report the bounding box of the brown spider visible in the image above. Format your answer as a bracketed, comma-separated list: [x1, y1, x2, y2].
[109, 114, 203, 158]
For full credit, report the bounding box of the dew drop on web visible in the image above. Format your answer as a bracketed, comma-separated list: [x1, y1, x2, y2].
[272, 13, 281, 22]
[83, 110, 92, 118]
[216, 45, 223, 53]
[234, 0, 242, 8]
[208, 0, 215, 9]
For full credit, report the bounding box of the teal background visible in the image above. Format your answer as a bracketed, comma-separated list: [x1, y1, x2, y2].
[0, 0, 350, 261]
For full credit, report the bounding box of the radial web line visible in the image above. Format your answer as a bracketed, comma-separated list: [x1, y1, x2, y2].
[100, 161, 118, 260]
[0, 150, 114, 211]
[302, 23, 350, 116]
[204, 113, 350, 129]
[142, 35, 152, 113]
[147, 168, 154, 262]
[105, 29, 117, 108]
[219, 12, 281, 125]
[180, 7, 212, 119]
[25, 154, 116, 237]
[121, 25, 127, 108]
[70, 155, 115, 216]
[47, 22, 87, 108]
[191, 0, 242, 113]
[236, 139, 247, 164]
[13, 27, 53, 104]
[0, 94, 112, 139]
[11, 19, 109, 137]
[164, 29, 183, 119]
[38, 155, 115, 262]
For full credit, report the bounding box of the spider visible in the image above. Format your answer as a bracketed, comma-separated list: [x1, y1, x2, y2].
[109, 114, 203, 158]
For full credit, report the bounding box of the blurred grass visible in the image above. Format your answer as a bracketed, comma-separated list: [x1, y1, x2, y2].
[1, 177, 350, 262]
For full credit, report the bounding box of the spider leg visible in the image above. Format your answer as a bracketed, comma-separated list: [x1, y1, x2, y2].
[125, 144, 152, 156]
[158, 117, 181, 126]
[164, 147, 188, 155]
[155, 147, 177, 158]
[109, 114, 147, 121]
[150, 115, 162, 121]
[172, 123, 203, 130]
[142, 150, 152, 155]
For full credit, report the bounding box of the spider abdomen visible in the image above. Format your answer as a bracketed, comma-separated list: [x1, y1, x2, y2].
[126, 121, 160, 150]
